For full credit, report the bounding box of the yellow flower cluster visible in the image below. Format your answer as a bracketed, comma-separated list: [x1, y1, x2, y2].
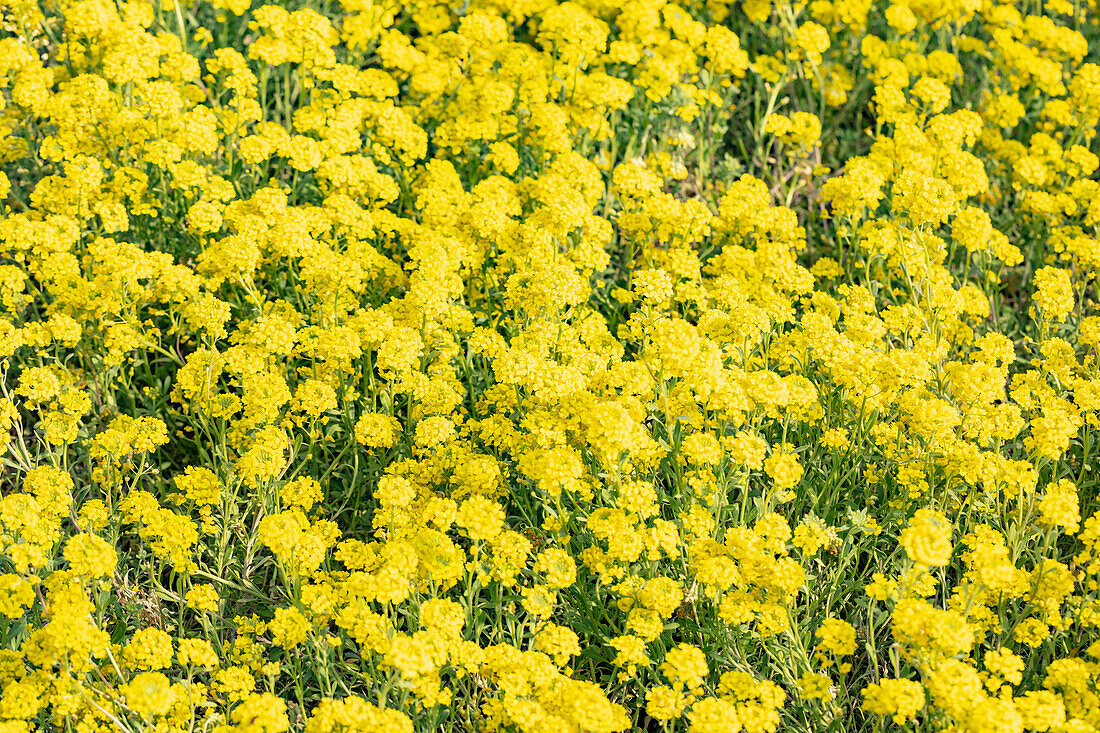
[0, 0, 1100, 731]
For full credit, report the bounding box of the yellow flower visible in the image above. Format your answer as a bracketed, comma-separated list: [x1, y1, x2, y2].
[688, 696, 741, 732]
[900, 508, 953, 566]
[124, 628, 173, 671]
[177, 638, 219, 669]
[354, 412, 403, 449]
[76, 499, 109, 533]
[174, 466, 222, 507]
[645, 685, 688, 721]
[798, 672, 834, 701]
[62, 533, 117, 578]
[816, 618, 857, 658]
[186, 585, 220, 614]
[521, 585, 556, 618]
[763, 446, 803, 491]
[532, 623, 580, 667]
[1031, 267, 1074, 322]
[231, 692, 290, 733]
[455, 496, 504, 542]
[632, 268, 675, 306]
[660, 644, 708, 694]
[214, 666, 258, 703]
[862, 678, 925, 724]
[1037, 479, 1081, 534]
[268, 607, 310, 648]
[0, 576, 34, 619]
[533, 548, 577, 590]
[122, 672, 174, 719]
[280, 476, 323, 512]
[608, 635, 651, 679]
[984, 647, 1024, 687]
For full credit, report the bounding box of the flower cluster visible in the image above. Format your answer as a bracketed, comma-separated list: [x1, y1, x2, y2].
[0, 0, 1099, 732]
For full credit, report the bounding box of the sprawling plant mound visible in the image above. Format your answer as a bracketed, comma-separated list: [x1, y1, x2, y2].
[1, 0, 1099, 731]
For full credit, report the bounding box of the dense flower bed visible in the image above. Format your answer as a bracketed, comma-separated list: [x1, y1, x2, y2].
[1, 0, 1100, 731]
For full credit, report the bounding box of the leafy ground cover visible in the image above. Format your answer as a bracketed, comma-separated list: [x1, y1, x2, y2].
[2, 0, 1100, 731]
